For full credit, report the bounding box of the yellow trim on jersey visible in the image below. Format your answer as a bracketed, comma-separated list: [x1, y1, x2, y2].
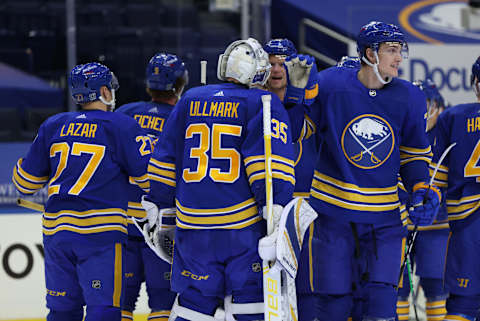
[446, 195, 480, 221]
[400, 156, 432, 165]
[311, 189, 400, 212]
[12, 176, 37, 194]
[149, 309, 170, 320]
[177, 198, 255, 214]
[43, 215, 127, 228]
[293, 192, 310, 198]
[305, 84, 318, 100]
[176, 215, 262, 230]
[43, 208, 126, 218]
[113, 243, 122, 307]
[16, 158, 49, 182]
[444, 315, 471, 321]
[176, 203, 257, 225]
[148, 165, 176, 179]
[42, 225, 127, 235]
[150, 158, 175, 169]
[127, 201, 146, 219]
[308, 222, 314, 292]
[312, 179, 399, 203]
[313, 171, 398, 193]
[148, 173, 176, 187]
[311, 172, 400, 212]
[399, 145, 432, 154]
[12, 169, 45, 190]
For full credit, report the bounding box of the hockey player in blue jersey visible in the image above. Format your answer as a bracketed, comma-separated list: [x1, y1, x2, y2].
[11, 62, 152, 321]
[116, 53, 188, 321]
[302, 21, 441, 321]
[141, 38, 296, 320]
[263, 38, 317, 197]
[431, 56, 480, 321]
[396, 79, 449, 321]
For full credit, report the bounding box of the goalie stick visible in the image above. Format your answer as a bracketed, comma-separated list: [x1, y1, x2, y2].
[261, 94, 298, 321]
[200, 60, 207, 85]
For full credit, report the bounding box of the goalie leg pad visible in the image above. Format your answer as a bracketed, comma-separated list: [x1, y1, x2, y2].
[47, 309, 83, 321]
[169, 295, 224, 321]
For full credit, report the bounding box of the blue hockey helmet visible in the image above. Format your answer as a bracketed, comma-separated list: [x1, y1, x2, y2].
[413, 79, 435, 101]
[336, 56, 361, 69]
[263, 38, 297, 57]
[146, 53, 188, 91]
[357, 21, 408, 58]
[68, 62, 119, 105]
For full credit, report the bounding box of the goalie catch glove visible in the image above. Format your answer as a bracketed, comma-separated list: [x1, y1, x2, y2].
[258, 204, 283, 261]
[132, 195, 176, 263]
[284, 54, 317, 105]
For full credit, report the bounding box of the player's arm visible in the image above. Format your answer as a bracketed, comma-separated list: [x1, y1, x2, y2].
[145, 102, 183, 209]
[430, 112, 450, 189]
[12, 124, 50, 195]
[243, 95, 295, 207]
[117, 117, 153, 194]
[399, 86, 432, 192]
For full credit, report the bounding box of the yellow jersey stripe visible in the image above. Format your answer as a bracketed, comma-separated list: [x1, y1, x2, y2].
[16, 159, 49, 182]
[150, 158, 175, 169]
[314, 171, 398, 193]
[43, 225, 127, 235]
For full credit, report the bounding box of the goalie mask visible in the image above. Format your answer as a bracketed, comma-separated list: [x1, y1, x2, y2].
[68, 62, 119, 110]
[217, 38, 271, 87]
[357, 21, 408, 85]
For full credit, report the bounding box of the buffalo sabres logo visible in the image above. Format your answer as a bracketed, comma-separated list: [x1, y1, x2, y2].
[341, 114, 394, 169]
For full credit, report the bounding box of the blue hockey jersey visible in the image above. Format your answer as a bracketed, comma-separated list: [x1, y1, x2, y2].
[147, 82, 295, 229]
[12, 110, 151, 243]
[432, 102, 480, 226]
[116, 101, 175, 236]
[308, 67, 432, 224]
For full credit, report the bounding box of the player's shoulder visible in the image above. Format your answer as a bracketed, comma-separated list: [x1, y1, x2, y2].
[443, 102, 479, 119]
[116, 101, 148, 114]
[316, 66, 354, 90]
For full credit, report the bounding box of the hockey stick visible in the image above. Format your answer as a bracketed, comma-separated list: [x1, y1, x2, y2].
[17, 198, 44, 212]
[200, 60, 207, 85]
[397, 142, 457, 288]
[262, 94, 283, 321]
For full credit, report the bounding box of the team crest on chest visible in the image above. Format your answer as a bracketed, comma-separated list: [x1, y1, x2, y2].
[341, 114, 395, 169]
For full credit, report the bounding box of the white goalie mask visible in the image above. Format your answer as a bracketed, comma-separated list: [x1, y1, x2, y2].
[217, 38, 271, 87]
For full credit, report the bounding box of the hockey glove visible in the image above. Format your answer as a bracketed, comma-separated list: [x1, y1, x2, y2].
[303, 60, 318, 106]
[284, 54, 316, 105]
[258, 204, 283, 261]
[132, 196, 176, 263]
[262, 204, 284, 229]
[408, 182, 441, 226]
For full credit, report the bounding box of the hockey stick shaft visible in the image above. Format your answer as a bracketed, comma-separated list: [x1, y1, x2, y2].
[200, 60, 207, 85]
[397, 142, 457, 287]
[17, 198, 44, 212]
[262, 94, 282, 321]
